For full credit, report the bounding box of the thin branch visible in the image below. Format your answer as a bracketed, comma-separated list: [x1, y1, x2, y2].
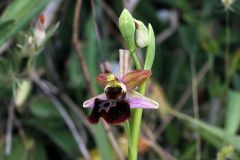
[90, 0, 102, 50]
[72, 0, 94, 96]
[60, 93, 95, 136]
[142, 123, 176, 160]
[101, 119, 125, 160]
[97, 0, 118, 26]
[14, 116, 28, 150]
[123, 0, 140, 13]
[30, 72, 91, 160]
[72, 1, 124, 159]
[156, 10, 179, 44]
[145, 139, 176, 160]
[5, 101, 14, 155]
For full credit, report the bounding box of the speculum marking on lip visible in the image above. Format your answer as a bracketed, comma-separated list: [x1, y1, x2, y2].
[88, 98, 130, 124]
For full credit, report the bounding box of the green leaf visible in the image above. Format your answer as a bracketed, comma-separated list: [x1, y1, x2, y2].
[24, 119, 78, 158]
[225, 90, 240, 134]
[0, 19, 14, 33]
[172, 110, 240, 152]
[30, 97, 60, 118]
[0, 0, 49, 47]
[144, 24, 155, 70]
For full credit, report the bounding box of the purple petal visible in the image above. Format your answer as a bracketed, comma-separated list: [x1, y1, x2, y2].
[126, 91, 159, 109]
[118, 49, 130, 80]
[83, 93, 107, 108]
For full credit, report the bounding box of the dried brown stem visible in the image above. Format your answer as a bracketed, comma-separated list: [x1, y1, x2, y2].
[97, 0, 118, 26]
[30, 72, 91, 160]
[156, 9, 179, 44]
[143, 123, 176, 160]
[72, 1, 124, 159]
[72, 0, 94, 96]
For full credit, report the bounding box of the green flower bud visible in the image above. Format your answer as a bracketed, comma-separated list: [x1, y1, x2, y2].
[134, 19, 149, 48]
[119, 9, 136, 52]
[14, 79, 32, 108]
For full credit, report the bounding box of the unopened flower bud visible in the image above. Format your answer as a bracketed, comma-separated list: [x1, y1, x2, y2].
[221, 0, 234, 10]
[135, 19, 149, 48]
[119, 9, 136, 52]
[34, 15, 46, 46]
[14, 79, 32, 108]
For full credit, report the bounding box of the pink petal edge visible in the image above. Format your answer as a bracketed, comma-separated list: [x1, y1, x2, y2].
[83, 93, 107, 108]
[126, 91, 159, 109]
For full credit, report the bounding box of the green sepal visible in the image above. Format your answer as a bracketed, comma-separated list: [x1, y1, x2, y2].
[144, 24, 155, 70]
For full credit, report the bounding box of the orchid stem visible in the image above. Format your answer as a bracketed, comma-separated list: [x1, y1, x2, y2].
[129, 50, 145, 160]
[131, 50, 141, 70]
[129, 82, 146, 160]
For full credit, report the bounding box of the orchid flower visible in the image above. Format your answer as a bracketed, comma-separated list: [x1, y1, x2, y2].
[83, 50, 159, 124]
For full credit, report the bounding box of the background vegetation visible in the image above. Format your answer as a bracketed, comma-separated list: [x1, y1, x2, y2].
[1, 0, 240, 159]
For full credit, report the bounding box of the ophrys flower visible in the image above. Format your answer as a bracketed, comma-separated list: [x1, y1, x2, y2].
[83, 50, 159, 124]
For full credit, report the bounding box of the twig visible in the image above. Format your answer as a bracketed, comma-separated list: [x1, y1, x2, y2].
[142, 123, 176, 160]
[62, 88, 125, 160]
[156, 10, 178, 44]
[156, 62, 209, 136]
[5, 101, 14, 155]
[73, 1, 124, 159]
[97, 0, 118, 26]
[123, 0, 140, 13]
[90, 0, 102, 51]
[30, 72, 91, 160]
[60, 93, 95, 136]
[72, 0, 94, 96]
[145, 140, 176, 160]
[14, 116, 28, 150]
[101, 119, 125, 160]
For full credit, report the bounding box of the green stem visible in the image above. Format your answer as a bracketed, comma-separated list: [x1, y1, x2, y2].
[129, 82, 146, 160]
[128, 50, 146, 160]
[131, 50, 141, 70]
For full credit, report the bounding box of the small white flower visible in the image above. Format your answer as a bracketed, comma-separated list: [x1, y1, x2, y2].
[221, 0, 235, 10]
[34, 15, 46, 47]
[34, 28, 46, 47]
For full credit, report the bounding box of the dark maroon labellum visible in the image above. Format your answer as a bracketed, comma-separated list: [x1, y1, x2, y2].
[88, 98, 130, 124]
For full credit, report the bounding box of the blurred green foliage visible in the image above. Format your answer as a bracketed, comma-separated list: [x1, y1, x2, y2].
[1, 0, 240, 159]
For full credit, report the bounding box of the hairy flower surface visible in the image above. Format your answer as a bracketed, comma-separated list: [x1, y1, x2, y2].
[83, 70, 159, 124]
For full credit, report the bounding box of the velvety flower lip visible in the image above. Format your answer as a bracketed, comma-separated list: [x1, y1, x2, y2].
[83, 50, 159, 124]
